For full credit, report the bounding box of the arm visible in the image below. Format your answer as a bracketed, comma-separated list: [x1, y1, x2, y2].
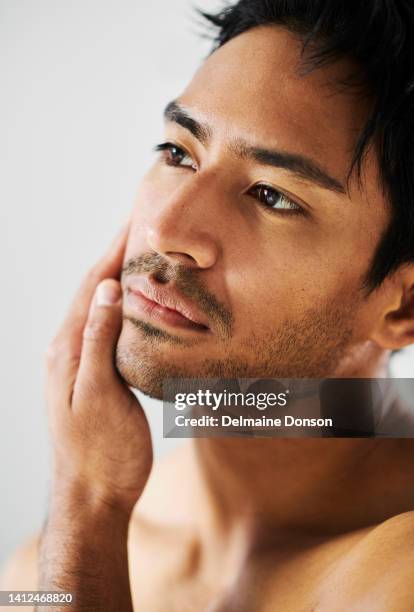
[36, 224, 153, 612]
[37, 490, 132, 612]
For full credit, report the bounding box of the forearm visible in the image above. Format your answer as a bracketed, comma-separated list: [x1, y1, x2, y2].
[37, 229, 152, 611]
[36, 488, 134, 612]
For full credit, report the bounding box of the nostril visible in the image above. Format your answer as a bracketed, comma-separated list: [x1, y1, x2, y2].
[165, 251, 198, 265]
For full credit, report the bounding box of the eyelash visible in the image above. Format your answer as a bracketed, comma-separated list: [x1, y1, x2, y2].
[154, 141, 304, 215]
[154, 142, 197, 170]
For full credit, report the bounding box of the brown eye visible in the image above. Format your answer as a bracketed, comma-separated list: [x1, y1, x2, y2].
[249, 184, 302, 213]
[154, 142, 196, 170]
[166, 145, 185, 164]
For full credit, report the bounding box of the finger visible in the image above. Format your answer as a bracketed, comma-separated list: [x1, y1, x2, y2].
[57, 221, 129, 342]
[46, 221, 129, 397]
[45, 333, 81, 407]
[74, 279, 123, 401]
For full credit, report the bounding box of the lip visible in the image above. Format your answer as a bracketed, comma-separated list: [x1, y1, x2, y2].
[124, 276, 210, 333]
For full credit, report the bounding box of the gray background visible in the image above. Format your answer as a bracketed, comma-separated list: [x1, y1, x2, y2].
[1, 0, 413, 568]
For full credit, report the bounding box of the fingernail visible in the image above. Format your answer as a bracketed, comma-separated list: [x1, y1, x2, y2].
[96, 281, 121, 306]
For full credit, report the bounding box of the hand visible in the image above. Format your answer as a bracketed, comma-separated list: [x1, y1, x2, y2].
[45, 224, 153, 516]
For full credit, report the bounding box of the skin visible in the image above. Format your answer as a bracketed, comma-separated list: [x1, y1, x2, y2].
[116, 27, 398, 398]
[2, 25, 414, 612]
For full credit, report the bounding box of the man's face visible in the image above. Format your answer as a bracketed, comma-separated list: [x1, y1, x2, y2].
[116, 26, 390, 398]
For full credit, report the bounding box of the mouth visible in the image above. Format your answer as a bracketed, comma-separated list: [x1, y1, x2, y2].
[123, 276, 210, 334]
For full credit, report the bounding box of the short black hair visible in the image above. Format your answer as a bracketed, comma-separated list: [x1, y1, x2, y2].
[201, 0, 414, 291]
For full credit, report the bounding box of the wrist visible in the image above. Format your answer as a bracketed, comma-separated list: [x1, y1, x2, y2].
[49, 474, 134, 525]
[39, 480, 133, 612]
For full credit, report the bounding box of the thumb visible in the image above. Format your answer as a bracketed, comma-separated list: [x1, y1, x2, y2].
[76, 278, 123, 393]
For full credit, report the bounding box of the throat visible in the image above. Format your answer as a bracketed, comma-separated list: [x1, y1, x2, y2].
[191, 435, 414, 539]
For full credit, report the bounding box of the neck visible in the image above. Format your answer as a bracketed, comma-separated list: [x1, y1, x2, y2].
[192, 435, 414, 546]
[186, 353, 409, 562]
[333, 342, 391, 378]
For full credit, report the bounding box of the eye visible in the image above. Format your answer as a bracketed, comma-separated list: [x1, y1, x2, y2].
[248, 184, 303, 214]
[154, 142, 197, 170]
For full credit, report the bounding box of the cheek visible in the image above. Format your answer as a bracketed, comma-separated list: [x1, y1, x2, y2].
[225, 222, 365, 333]
[123, 174, 162, 262]
[224, 237, 310, 331]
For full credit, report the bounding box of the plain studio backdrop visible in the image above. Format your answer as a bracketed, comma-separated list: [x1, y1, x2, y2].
[1, 0, 413, 567]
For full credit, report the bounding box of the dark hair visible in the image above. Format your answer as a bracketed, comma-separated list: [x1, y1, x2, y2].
[201, 0, 414, 291]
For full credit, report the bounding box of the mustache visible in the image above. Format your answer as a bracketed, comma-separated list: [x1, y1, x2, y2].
[121, 252, 234, 337]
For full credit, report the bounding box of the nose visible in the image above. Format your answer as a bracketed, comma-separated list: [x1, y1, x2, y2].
[144, 174, 222, 269]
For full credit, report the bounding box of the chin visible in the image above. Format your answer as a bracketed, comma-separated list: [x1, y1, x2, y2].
[114, 317, 228, 399]
[114, 323, 204, 399]
[115, 346, 165, 400]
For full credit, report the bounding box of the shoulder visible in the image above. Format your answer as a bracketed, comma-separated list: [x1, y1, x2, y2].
[0, 533, 40, 611]
[359, 510, 414, 562]
[321, 512, 414, 611]
[362, 510, 414, 572]
[0, 533, 40, 589]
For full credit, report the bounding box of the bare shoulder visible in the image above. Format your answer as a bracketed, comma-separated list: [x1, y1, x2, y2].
[358, 510, 414, 560]
[320, 512, 414, 611]
[374, 509, 414, 555]
[0, 533, 40, 589]
[0, 533, 40, 611]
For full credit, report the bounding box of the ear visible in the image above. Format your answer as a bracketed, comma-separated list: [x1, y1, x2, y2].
[370, 266, 414, 350]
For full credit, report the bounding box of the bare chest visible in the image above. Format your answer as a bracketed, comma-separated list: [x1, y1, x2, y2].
[128, 529, 379, 612]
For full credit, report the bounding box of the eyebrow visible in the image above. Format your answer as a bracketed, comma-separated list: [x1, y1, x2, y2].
[163, 100, 346, 195]
[164, 100, 212, 143]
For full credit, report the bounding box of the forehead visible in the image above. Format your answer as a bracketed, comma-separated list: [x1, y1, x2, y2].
[179, 26, 371, 179]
